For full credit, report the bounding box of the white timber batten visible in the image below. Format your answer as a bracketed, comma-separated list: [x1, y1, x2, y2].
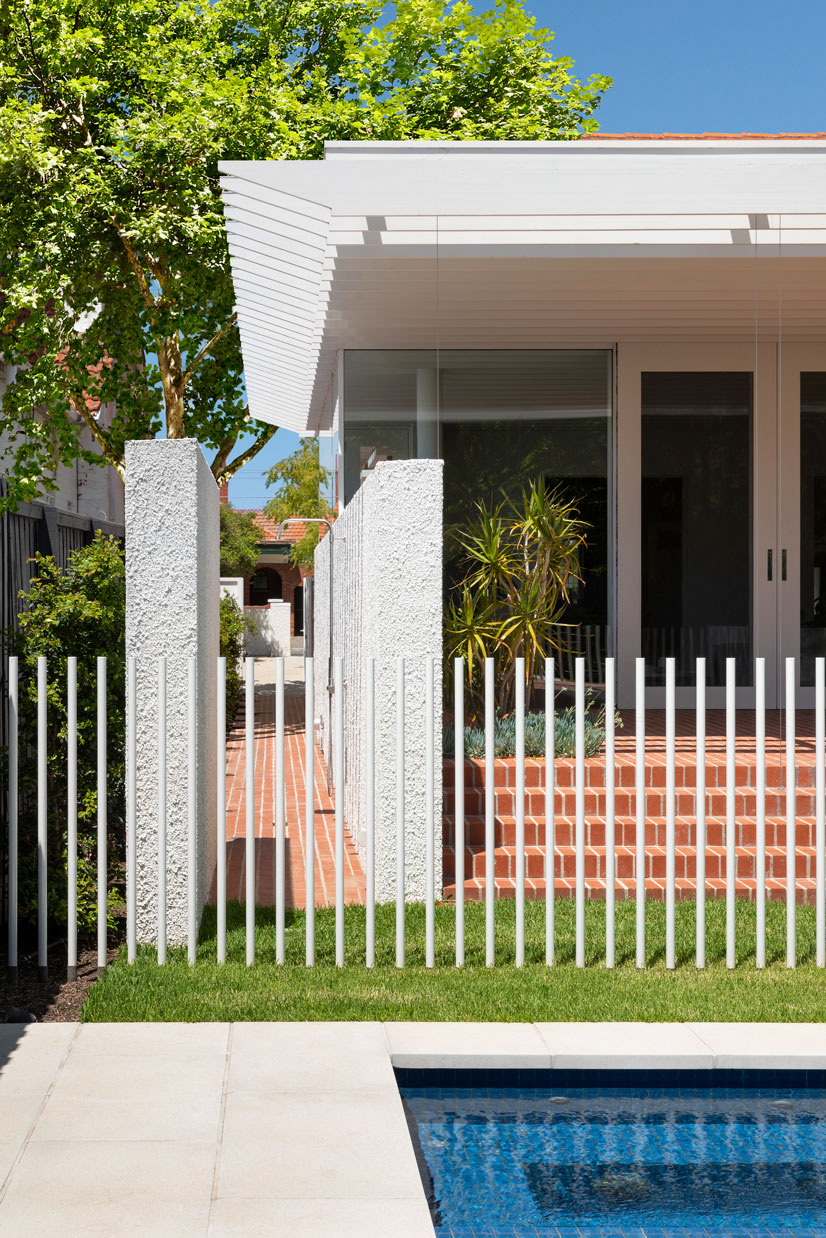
[219, 140, 826, 434]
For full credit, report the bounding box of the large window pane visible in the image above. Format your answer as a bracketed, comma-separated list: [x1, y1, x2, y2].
[343, 349, 614, 686]
[641, 372, 752, 687]
[800, 373, 826, 685]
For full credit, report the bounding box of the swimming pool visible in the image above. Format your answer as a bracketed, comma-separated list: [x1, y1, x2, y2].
[398, 1068, 826, 1237]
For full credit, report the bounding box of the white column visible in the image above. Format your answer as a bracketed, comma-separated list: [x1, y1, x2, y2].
[416, 367, 439, 459]
[125, 439, 219, 946]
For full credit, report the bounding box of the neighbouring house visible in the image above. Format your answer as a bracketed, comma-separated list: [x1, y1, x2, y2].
[218, 484, 314, 655]
[0, 362, 125, 524]
[219, 135, 826, 712]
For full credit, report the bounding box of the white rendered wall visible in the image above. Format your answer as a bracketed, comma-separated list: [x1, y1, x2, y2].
[314, 458, 443, 902]
[220, 576, 245, 611]
[125, 439, 219, 946]
[244, 601, 291, 656]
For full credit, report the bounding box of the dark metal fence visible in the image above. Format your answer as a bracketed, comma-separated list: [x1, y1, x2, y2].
[0, 477, 125, 936]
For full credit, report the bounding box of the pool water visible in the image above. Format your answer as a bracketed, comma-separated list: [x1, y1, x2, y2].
[398, 1069, 826, 1238]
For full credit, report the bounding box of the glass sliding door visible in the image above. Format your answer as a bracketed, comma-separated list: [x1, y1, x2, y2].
[641, 372, 753, 687]
[799, 373, 826, 685]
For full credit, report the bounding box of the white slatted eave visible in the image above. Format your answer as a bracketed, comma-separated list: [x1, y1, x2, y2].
[220, 156, 826, 433]
[220, 173, 332, 433]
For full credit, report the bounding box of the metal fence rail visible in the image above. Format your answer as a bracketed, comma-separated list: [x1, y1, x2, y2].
[0, 481, 124, 936]
[4, 653, 826, 975]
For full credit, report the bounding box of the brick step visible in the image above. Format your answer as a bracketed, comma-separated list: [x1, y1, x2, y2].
[443, 842, 819, 883]
[442, 876, 820, 905]
[444, 788, 815, 818]
[443, 813, 819, 850]
[444, 757, 816, 791]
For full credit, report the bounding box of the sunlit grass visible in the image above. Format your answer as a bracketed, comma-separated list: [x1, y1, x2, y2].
[82, 898, 826, 1023]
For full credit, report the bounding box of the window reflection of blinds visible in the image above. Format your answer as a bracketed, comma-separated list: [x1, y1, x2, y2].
[344, 349, 612, 423]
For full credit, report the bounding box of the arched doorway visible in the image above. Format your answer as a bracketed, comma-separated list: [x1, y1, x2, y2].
[294, 584, 304, 636]
[249, 567, 282, 606]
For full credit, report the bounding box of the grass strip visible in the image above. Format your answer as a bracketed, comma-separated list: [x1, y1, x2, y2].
[83, 899, 826, 1023]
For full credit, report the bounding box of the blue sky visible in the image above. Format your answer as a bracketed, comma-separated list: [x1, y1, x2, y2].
[228, 0, 826, 509]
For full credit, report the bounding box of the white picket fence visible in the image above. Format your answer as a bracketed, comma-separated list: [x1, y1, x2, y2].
[4, 653, 826, 975]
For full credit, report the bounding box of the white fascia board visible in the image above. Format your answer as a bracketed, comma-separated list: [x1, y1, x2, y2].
[219, 147, 826, 215]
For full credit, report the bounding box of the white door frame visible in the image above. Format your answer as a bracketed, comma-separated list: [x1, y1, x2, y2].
[616, 340, 779, 709]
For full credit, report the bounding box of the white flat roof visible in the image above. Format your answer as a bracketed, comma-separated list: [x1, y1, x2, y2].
[219, 140, 826, 433]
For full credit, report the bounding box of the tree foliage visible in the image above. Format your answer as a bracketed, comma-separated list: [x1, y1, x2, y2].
[0, 0, 610, 510]
[7, 533, 126, 932]
[219, 504, 260, 579]
[264, 438, 335, 567]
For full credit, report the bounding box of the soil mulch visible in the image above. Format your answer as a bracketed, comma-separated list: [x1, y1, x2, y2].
[1, 943, 117, 1023]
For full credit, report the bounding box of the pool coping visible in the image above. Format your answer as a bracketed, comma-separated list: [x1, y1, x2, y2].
[382, 1021, 826, 1071]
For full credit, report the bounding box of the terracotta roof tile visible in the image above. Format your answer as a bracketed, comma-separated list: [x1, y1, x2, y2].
[239, 511, 329, 544]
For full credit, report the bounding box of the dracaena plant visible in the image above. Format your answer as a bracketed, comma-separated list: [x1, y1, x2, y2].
[444, 479, 587, 717]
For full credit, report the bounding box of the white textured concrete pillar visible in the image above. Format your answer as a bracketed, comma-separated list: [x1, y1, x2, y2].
[125, 440, 219, 946]
[314, 458, 443, 902]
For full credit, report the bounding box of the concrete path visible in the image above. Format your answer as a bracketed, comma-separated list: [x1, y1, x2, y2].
[5, 1020, 826, 1234]
[0, 1022, 431, 1237]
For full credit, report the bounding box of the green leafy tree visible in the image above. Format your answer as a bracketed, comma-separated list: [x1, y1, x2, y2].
[264, 438, 335, 567]
[0, 0, 610, 511]
[219, 504, 260, 579]
[8, 533, 126, 933]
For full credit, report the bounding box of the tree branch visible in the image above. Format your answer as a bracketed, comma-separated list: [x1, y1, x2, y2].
[181, 311, 238, 389]
[65, 387, 125, 478]
[109, 220, 157, 311]
[210, 425, 239, 480]
[213, 422, 278, 485]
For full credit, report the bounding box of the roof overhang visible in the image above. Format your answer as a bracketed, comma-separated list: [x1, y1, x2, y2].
[219, 140, 826, 434]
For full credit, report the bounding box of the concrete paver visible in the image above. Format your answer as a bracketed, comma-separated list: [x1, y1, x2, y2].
[6, 1020, 826, 1233]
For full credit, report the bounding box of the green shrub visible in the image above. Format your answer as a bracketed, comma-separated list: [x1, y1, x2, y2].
[6, 533, 126, 935]
[219, 593, 252, 724]
[444, 701, 622, 760]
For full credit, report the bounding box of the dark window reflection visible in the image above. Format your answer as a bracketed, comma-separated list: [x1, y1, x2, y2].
[800, 373, 826, 685]
[641, 372, 752, 687]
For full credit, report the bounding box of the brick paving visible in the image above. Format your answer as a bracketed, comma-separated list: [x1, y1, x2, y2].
[218, 670, 364, 909]
[444, 709, 824, 905]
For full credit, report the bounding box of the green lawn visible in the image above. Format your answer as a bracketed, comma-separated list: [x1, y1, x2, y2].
[82, 899, 826, 1023]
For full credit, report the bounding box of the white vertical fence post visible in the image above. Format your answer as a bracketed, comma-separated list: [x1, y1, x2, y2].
[275, 658, 286, 965]
[786, 656, 796, 968]
[725, 658, 736, 970]
[8, 657, 18, 984]
[635, 657, 645, 969]
[37, 656, 47, 980]
[97, 657, 107, 977]
[695, 658, 706, 970]
[245, 656, 255, 967]
[545, 660, 555, 967]
[515, 657, 526, 967]
[665, 657, 676, 970]
[575, 658, 585, 968]
[396, 657, 405, 968]
[157, 657, 167, 965]
[126, 657, 137, 965]
[755, 657, 766, 969]
[305, 658, 316, 967]
[67, 658, 78, 981]
[454, 658, 465, 967]
[187, 656, 196, 966]
[605, 657, 615, 969]
[216, 657, 227, 965]
[817, 658, 825, 968]
[364, 658, 374, 968]
[334, 657, 345, 968]
[425, 656, 435, 970]
[485, 657, 495, 968]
